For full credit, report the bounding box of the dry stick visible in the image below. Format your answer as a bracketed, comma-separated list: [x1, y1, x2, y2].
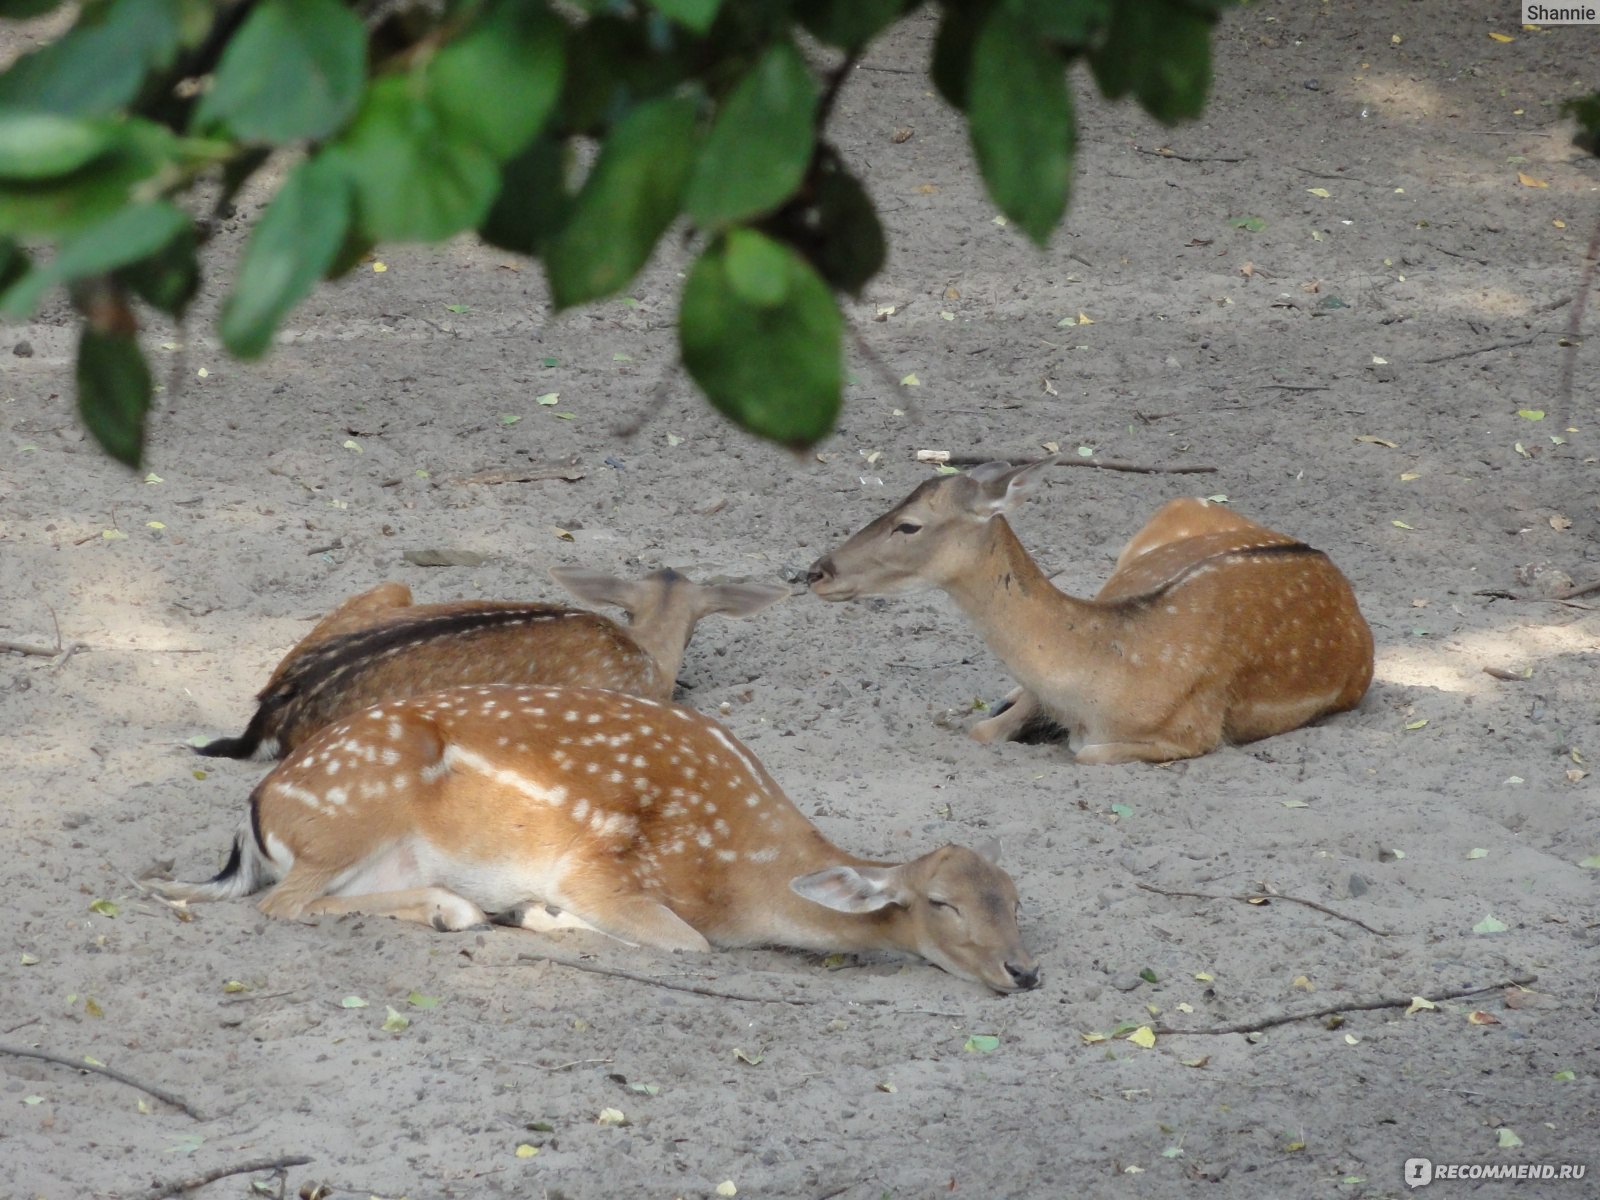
[1134, 146, 1246, 164]
[1419, 336, 1535, 365]
[1557, 208, 1600, 415]
[934, 453, 1217, 475]
[0, 1041, 207, 1120]
[1151, 974, 1538, 1037]
[1135, 881, 1392, 937]
[131, 1155, 313, 1200]
[1473, 588, 1596, 612]
[516, 951, 884, 1006]
[1253, 384, 1331, 392]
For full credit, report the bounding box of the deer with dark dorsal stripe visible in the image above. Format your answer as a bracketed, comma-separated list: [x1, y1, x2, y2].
[157, 685, 1040, 994]
[807, 460, 1373, 764]
[195, 568, 788, 760]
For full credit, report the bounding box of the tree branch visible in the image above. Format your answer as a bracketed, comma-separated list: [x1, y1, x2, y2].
[1135, 881, 1392, 936]
[1152, 975, 1538, 1037]
[922, 452, 1217, 475]
[0, 1042, 206, 1120]
[132, 1155, 312, 1200]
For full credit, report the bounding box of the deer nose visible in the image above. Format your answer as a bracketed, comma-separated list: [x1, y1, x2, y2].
[1006, 961, 1040, 991]
[806, 556, 835, 588]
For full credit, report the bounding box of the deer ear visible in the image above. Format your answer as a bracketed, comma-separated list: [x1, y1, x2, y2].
[972, 838, 1003, 866]
[697, 580, 790, 620]
[965, 458, 1056, 516]
[790, 865, 907, 913]
[550, 568, 645, 614]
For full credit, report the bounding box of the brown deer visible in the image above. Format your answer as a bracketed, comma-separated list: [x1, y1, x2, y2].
[194, 568, 788, 760]
[157, 685, 1040, 993]
[807, 459, 1373, 765]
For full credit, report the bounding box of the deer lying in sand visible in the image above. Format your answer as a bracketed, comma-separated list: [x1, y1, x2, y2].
[156, 685, 1040, 993]
[807, 459, 1373, 765]
[195, 568, 788, 760]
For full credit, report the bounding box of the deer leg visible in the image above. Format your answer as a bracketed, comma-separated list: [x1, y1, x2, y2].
[302, 887, 490, 931]
[495, 903, 609, 938]
[971, 687, 1047, 743]
[554, 881, 711, 953]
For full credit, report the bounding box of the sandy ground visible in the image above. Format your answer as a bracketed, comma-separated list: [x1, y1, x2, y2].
[4, 3, 1599, 1197]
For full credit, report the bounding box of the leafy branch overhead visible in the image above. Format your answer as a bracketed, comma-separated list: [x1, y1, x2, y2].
[0, 0, 1237, 467]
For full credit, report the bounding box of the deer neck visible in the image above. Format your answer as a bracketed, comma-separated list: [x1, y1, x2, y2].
[619, 611, 692, 696]
[725, 826, 916, 956]
[941, 517, 1116, 693]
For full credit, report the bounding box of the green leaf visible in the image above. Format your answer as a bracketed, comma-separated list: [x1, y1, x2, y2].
[1088, 0, 1214, 123]
[649, 0, 723, 34]
[930, 0, 996, 112]
[77, 326, 151, 468]
[686, 41, 817, 228]
[88, 898, 120, 917]
[382, 1006, 411, 1032]
[0, 119, 178, 238]
[773, 154, 884, 295]
[1013, 0, 1112, 45]
[428, 0, 565, 161]
[968, 10, 1074, 244]
[544, 95, 696, 309]
[797, 0, 907, 50]
[0, 0, 68, 17]
[192, 0, 366, 142]
[1496, 1127, 1522, 1149]
[220, 154, 352, 357]
[480, 136, 572, 256]
[679, 232, 842, 447]
[407, 991, 441, 1008]
[339, 995, 368, 1008]
[117, 220, 198, 316]
[335, 76, 500, 242]
[0, 238, 27, 294]
[963, 1034, 1000, 1053]
[558, 16, 685, 136]
[0, 0, 181, 116]
[0, 112, 120, 180]
[2, 201, 187, 317]
[1473, 913, 1508, 935]
[724, 227, 791, 306]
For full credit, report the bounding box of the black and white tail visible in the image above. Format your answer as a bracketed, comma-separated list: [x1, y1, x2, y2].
[152, 819, 279, 903]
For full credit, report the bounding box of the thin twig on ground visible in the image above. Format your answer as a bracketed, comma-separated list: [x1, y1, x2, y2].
[1135, 881, 1392, 936]
[1474, 588, 1596, 612]
[1253, 384, 1331, 392]
[1558, 211, 1600, 416]
[1151, 974, 1538, 1037]
[0, 1042, 206, 1119]
[1419, 337, 1535, 365]
[131, 1155, 312, 1200]
[516, 951, 882, 1006]
[1135, 146, 1246, 164]
[928, 453, 1217, 475]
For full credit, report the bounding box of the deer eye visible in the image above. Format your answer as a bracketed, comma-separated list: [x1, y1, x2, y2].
[893, 522, 922, 535]
[928, 897, 958, 914]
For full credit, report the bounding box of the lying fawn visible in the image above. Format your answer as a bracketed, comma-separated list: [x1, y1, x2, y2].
[195, 568, 788, 760]
[807, 459, 1373, 765]
[158, 685, 1040, 993]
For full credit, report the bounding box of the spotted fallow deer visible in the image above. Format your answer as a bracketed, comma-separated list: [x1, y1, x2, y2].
[807, 459, 1373, 765]
[195, 568, 788, 760]
[157, 685, 1040, 993]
